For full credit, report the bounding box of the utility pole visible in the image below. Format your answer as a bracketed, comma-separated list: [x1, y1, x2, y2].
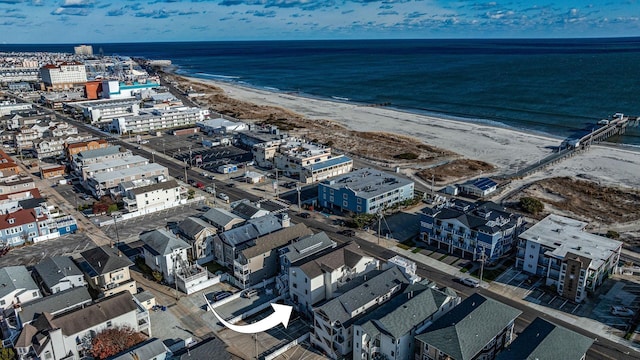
[212, 182, 216, 206]
[377, 211, 382, 245]
[296, 184, 301, 211]
[112, 213, 120, 246]
[183, 160, 188, 184]
[274, 168, 279, 199]
[151, 152, 155, 163]
[479, 245, 486, 287]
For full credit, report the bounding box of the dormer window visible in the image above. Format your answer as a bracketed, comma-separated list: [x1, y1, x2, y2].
[8, 218, 15, 225]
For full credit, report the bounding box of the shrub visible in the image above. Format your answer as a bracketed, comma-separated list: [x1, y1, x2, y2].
[393, 152, 418, 160]
[606, 230, 620, 239]
[520, 197, 544, 215]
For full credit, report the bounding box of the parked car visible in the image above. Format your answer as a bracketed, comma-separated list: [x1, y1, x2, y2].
[611, 306, 635, 316]
[205, 186, 215, 194]
[242, 289, 258, 298]
[299, 212, 311, 219]
[457, 277, 480, 288]
[213, 291, 232, 302]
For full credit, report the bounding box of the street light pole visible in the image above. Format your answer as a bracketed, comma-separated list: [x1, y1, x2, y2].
[296, 184, 301, 211]
[479, 245, 486, 286]
[112, 214, 120, 246]
[151, 152, 155, 163]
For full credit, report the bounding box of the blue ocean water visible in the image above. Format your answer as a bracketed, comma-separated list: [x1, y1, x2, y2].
[3, 39, 640, 145]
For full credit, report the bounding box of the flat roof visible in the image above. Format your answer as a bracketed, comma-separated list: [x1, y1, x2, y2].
[519, 214, 622, 270]
[91, 163, 167, 183]
[84, 155, 148, 173]
[308, 155, 352, 171]
[320, 167, 413, 199]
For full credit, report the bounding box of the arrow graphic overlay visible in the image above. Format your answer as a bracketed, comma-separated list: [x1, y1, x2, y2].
[203, 293, 292, 334]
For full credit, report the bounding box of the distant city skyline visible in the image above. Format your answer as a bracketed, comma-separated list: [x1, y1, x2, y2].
[1, 1, 639, 44]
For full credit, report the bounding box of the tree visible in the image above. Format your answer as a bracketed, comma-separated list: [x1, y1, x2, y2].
[0, 345, 15, 360]
[90, 325, 146, 360]
[519, 197, 544, 215]
[606, 230, 620, 239]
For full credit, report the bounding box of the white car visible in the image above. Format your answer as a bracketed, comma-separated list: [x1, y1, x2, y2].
[217, 193, 229, 202]
[459, 277, 480, 288]
[611, 306, 634, 317]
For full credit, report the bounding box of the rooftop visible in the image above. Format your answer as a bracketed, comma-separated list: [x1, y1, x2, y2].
[140, 228, 191, 256]
[519, 214, 622, 270]
[91, 163, 167, 184]
[0, 266, 38, 299]
[308, 155, 353, 171]
[320, 167, 413, 199]
[83, 155, 148, 173]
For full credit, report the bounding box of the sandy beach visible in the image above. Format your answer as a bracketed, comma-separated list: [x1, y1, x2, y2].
[187, 76, 640, 190]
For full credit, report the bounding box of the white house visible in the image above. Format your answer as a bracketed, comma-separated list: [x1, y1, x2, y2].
[0, 266, 41, 311]
[140, 229, 191, 285]
[32, 256, 87, 295]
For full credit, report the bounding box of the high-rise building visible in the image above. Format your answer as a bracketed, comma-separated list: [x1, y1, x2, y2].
[74, 44, 93, 56]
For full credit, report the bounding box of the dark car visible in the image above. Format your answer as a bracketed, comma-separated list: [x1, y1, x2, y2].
[299, 212, 311, 219]
[338, 229, 356, 237]
[213, 291, 232, 301]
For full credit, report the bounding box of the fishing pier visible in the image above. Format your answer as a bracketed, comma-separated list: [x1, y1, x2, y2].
[504, 113, 639, 179]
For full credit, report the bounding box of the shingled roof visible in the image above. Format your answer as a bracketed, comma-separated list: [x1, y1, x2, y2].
[78, 245, 134, 277]
[297, 242, 366, 279]
[415, 293, 522, 360]
[240, 223, 313, 259]
[140, 228, 191, 256]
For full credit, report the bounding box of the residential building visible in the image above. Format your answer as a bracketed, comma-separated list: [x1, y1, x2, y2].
[289, 242, 379, 316]
[213, 214, 288, 269]
[0, 149, 19, 176]
[318, 168, 414, 214]
[177, 216, 217, 264]
[279, 232, 336, 275]
[252, 137, 353, 184]
[0, 101, 32, 116]
[13, 291, 150, 360]
[39, 164, 66, 179]
[353, 283, 460, 360]
[234, 223, 313, 288]
[459, 177, 498, 197]
[311, 267, 410, 359]
[121, 179, 185, 214]
[496, 317, 594, 360]
[230, 199, 270, 220]
[1, 287, 92, 348]
[140, 229, 191, 285]
[76, 245, 137, 297]
[80, 154, 149, 181]
[420, 200, 526, 262]
[110, 106, 210, 134]
[201, 207, 245, 231]
[107, 338, 168, 360]
[0, 266, 41, 311]
[0, 68, 39, 84]
[414, 293, 521, 360]
[40, 62, 87, 91]
[170, 336, 234, 360]
[196, 118, 249, 134]
[87, 163, 169, 198]
[0, 207, 55, 248]
[64, 138, 109, 160]
[32, 256, 86, 295]
[515, 214, 622, 303]
[72, 145, 129, 172]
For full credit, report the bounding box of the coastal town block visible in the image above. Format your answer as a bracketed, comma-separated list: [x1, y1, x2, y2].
[515, 214, 622, 303]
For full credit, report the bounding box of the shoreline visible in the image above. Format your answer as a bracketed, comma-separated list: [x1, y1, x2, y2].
[169, 72, 640, 190]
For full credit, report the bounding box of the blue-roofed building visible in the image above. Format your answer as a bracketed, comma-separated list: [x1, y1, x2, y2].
[318, 168, 414, 214]
[459, 177, 498, 197]
[420, 200, 525, 262]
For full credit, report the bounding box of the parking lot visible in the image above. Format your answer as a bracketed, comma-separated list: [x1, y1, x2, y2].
[0, 231, 94, 267]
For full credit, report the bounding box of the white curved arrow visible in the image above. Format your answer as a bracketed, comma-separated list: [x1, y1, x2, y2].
[203, 294, 292, 334]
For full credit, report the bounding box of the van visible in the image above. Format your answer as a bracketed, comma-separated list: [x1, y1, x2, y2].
[242, 289, 258, 298]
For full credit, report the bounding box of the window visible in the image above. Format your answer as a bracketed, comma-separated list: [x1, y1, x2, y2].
[107, 321, 112, 327]
[0, 300, 4, 306]
[32, 291, 38, 297]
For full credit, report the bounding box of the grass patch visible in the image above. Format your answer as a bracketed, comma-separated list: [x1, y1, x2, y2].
[438, 254, 449, 261]
[412, 248, 422, 254]
[460, 268, 468, 273]
[203, 261, 225, 274]
[397, 243, 412, 250]
[428, 250, 436, 256]
[401, 239, 416, 248]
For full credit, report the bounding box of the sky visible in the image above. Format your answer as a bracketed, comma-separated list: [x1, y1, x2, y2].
[0, 0, 639, 43]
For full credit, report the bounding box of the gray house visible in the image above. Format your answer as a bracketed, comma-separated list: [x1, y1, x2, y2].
[140, 229, 191, 285]
[414, 293, 522, 360]
[177, 216, 217, 264]
[32, 256, 87, 295]
[201, 208, 245, 231]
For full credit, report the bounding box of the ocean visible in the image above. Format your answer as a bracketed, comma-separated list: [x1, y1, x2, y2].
[3, 38, 640, 146]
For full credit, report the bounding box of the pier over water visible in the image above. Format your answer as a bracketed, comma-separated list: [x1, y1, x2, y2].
[503, 113, 640, 180]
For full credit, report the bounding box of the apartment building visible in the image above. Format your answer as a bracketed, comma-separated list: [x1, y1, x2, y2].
[515, 214, 622, 303]
[318, 168, 414, 214]
[110, 106, 210, 134]
[32, 256, 86, 295]
[177, 216, 218, 264]
[122, 179, 185, 214]
[71, 98, 141, 125]
[414, 293, 521, 360]
[64, 138, 109, 160]
[72, 145, 129, 172]
[140, 229, 191, 285]
[0, 101, 32, 116]
[87, 163, 168, 198]
[13, 291, 150, 360]
[289, 242, 378, 317]
[0, 176, 38, 203]
[0, 207, 55, 248]
[311, 267, 410, 359]
[234, 223, 313, 288]
[252, 137, 353, 184]
[420, 200, 525, 262]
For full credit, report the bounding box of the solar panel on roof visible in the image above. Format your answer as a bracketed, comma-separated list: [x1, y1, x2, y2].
[473, 178, 497, 190]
